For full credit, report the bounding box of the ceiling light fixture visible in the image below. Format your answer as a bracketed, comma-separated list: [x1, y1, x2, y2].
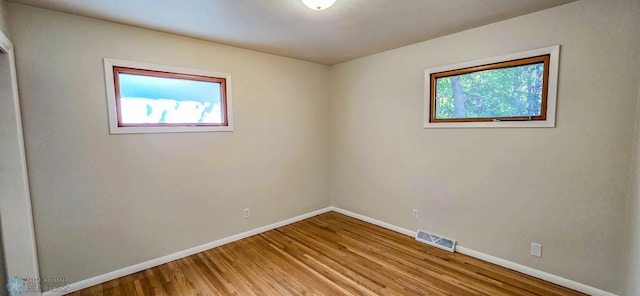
[301, 0, 337, 10]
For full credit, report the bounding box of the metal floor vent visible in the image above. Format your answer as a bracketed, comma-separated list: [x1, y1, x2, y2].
[415, 230, 456, 252]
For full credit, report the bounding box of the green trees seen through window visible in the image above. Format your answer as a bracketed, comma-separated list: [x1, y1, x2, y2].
[430, 55, 549, 122]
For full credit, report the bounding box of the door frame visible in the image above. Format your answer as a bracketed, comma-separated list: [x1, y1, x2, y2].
[0, 28, 40, 284]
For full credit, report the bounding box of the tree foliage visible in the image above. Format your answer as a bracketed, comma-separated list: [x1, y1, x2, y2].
[435, 63, 544, 119]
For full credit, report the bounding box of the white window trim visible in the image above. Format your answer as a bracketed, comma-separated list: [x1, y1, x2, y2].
[423, 45, 560, 128]
[103, 58, 234, 134]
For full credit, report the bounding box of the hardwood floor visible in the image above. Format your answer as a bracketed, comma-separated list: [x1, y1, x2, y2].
[68, 212, 585, 295]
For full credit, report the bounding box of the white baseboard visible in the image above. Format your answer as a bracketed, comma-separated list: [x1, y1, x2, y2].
[329, 206, 416, 237]
[454, 246, 617, 296]
[44, 207, 333, 296]
[331, 207, 617, 296]
[46, 206, 617, 296]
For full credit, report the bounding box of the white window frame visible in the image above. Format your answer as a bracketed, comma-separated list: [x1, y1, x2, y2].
[104, 58, 234, 134]
[424, 45, 560, 128]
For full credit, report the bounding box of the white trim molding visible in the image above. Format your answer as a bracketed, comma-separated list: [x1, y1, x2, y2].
[424, 45, 560, 129]
[0, 28, 41, 289]
[43, 207, 333, 295]
[332, 207, 617, 296]
[455, 246, 617, 296]
[45, 206, 616, 296]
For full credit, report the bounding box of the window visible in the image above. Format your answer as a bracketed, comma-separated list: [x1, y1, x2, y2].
[104, 58, 233, 134]
[424, 46, 559, 128]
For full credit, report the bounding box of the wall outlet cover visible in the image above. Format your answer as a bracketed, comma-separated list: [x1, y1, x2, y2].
[531, 243, 542, 258]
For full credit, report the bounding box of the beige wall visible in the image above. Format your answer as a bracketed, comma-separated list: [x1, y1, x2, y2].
[329, 0, 640, 293]
[8, 3, 330, 283]
[0, 0, 8, 37]
[622, 81, 640, 295]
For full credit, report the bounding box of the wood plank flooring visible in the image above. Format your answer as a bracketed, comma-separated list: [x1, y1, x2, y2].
[68, 212, 586, 295]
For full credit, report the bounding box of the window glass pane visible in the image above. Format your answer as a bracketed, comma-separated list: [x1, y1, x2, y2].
[434, 62, 544, 119]
[118, 73, 223, 124]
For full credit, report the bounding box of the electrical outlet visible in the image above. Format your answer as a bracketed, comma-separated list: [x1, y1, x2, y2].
[412, 209, 419, 220]
[531, 242, 542, 258]
[243, 208, 250, 218]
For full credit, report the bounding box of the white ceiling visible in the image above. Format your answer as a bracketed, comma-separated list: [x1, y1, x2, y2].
[9, 0, 577, 65]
